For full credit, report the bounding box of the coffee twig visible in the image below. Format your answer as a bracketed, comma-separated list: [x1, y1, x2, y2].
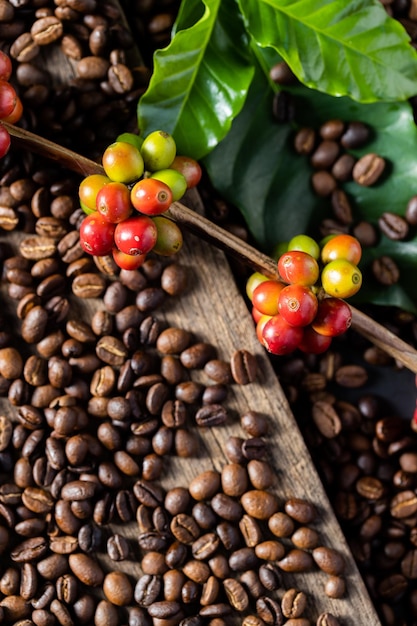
[5, 121, 417, 375]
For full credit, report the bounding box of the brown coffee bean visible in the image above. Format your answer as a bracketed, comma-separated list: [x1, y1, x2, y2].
[325, 575, 346, 598]
[189, 470, 220, 501]
[356, 476, 386, 500]
[68, 553, 104, 587]
[31, 16, 63, 45]
[312, 546, 345, 575]
[72, 273, 106, 298]
[238, 514, 262, 548]
[203, 359, 233, 384]
[268, 512, 295, 538]
[241, 490, 278, 520]
[103, 571, 133, 606]
[156, 327, 193, 354]
[372, 255, 400, 286]
[192, 532, 220, 561]
[310, 140, 339, 169]
[195, 404, 228, 427]
[95, 335, 128, 366]
[231, 349, 257, 384]
[256, 596, 284, 625]
[223, 578, 249, 611]
[335, 364, 368, 388]
[311, 171, 337, 197]
[312, 401, 342, 438]
[378, 211, 409, 240]
[11, 536, 48, 562]
[255, 540, 285, 561]
[341, 121, 371, 148]
[285, 498, 317, 524]
[353, 153, 386, 186]
[281, 588, 307, 619]
[331, 153, 356, 182]
[391, 491, 417, 518]
[220, 463, 248, 497]
[278, 548, 314, 573]
[294, 127, 316, 155]
[292, 527, 320, 550]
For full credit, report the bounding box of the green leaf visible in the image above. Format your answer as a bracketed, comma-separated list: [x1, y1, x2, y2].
[138, 0, 255, 159]
[203, 63, 417, 313]
[238, 0, 417, 102]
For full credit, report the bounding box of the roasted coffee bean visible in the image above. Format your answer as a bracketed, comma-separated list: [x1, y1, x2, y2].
[310, 141, 339, 169]
[103, 570, 133, 606]
[340, 121, 371, 148]
[134, 574, 161, 607]
[311, 171, 337, 197]
[241, 490, 278, 520]
[256, 596, 284, 625]
[324, 575, 346, 599]
[192, 532, 220, 560]
[229, 547, 259, 572]
[195, 404, 228, 427]
[223, 578, 249, 611]
[278, 549, 314, 573]
[281, 588, 307, 619]
[372, 255, 400, 286]
[203, 359, 233, 384]
[378, 211, 409, 240]
[231, 349, 257, 384]
[331, 153, 356, 182]
[312, 546, 345, 575]
[294, 127, 316, 155]
[334, 364, 368, 388]
[352, 153, 386, 186]
[68, 553, 104, 587]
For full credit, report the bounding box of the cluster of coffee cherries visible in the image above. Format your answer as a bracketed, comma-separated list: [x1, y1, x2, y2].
[246, 234, 363, 355]
[78, 130, 201, 270]
[0, 50, 23, 157]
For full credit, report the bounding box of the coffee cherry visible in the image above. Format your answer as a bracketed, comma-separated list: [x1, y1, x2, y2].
[298, 327, 332, 354]
[312, 298, 352, 336]
[246, 272, 269, 300]
[151, 168, 187, 202]
[130, 178, 172, 215]
[170, 155, 202, 188]
[102, 141, 144, 183]
[321, 259, 362, 298]
[278, 284, 318, 327]
[141, 130, 176, 171]
[96, 181, 132, 223]
[112, 247, 146, 271]
[116, 132, 143, 151]
[114, 215, 157, 256]
[79, 174, 110, 212]
[0, 51, 12, 81]
[321, 234, 362, 265]
[288, 234, 320, 259]
[79, 213, 116, 256]
[152, 216, 183, 256]
[252, 280, 285, 316]
[278, 250, 319, 286]
[0, 123, 10, 158]
[261, 314, 304, 355]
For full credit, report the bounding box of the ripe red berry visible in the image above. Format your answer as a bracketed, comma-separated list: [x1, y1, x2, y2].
[312, 298, 352, 337]
[114, 215, 157, 256]
[252, 280, 285, 316]
[278, 284, 318, 327]
[278, 250, 319, 286]
[298, 326, 332, 354]
[130, 177, 173, 215]
[261, 314, 303, 355]
[79, 214, 116, 256]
